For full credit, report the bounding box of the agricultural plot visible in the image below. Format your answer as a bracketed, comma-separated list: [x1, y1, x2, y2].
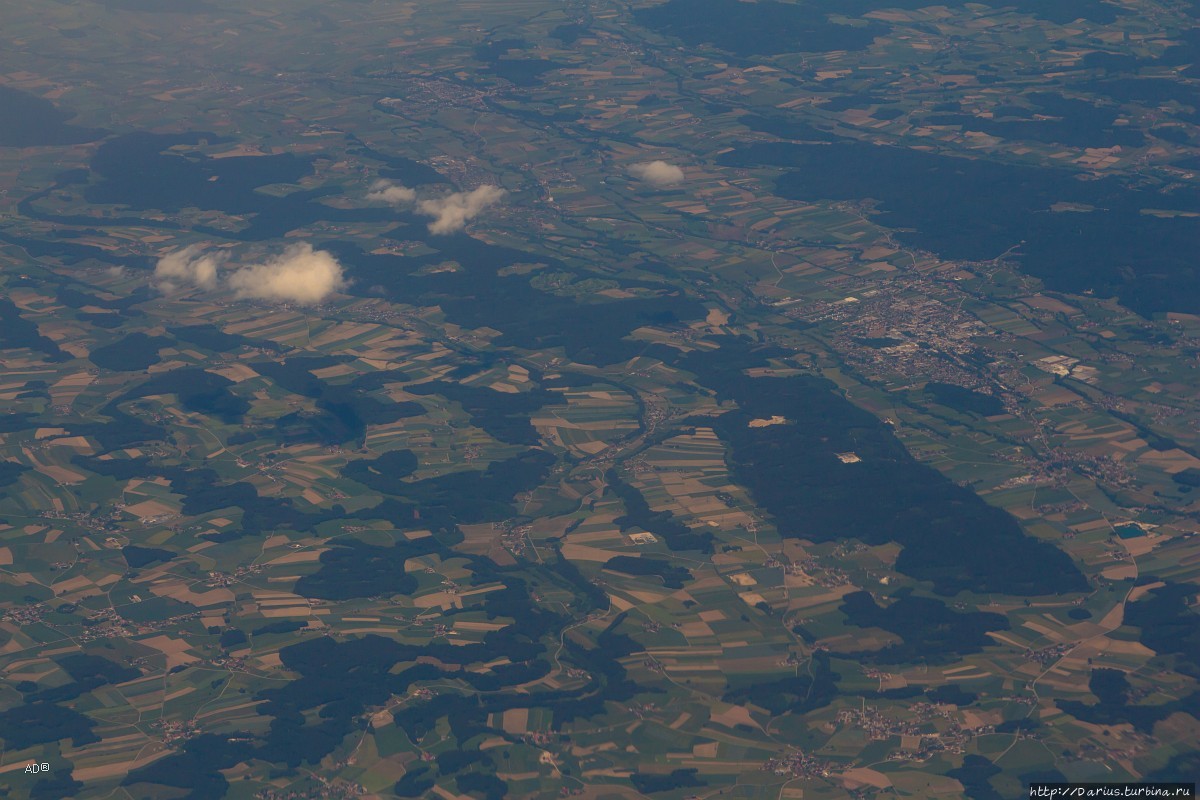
[0, 0, 1199, 797]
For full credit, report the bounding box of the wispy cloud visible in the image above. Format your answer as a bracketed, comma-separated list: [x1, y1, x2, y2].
[153, 243, 345, 305]
[368, 180, 507, 235]
[629, 160, 685, 188]
[154, 244, 226, 291]
[366, 179, 417, 205]
[225, 243, 346, 305]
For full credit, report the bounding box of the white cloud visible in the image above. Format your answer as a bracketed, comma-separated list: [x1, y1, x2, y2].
[154, 244, 226, 292]
[153, 243, 345, 305]
[366, 179, 417, 205]
[418, 185, 507, 235]
[367, 180, 507, 235]
[629, 160, 685, 188]
[226, 243, 346, 305]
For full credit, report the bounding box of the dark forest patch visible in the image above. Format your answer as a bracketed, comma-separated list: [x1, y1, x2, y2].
[252, 620, 306, 636]
[124, 733, 254, 800]
[293, 539, 422, 600]
[670, 337, 1085, 596]
[947, 755, 1004, 800]
[255, 357, 424, 445]
[0, 86, 106, 147]
[920, 92, 1144, 148]
[718, 141, 1200, 316]
[407, 381, 553, 445]
[708, 377, 1083, 594]
[123, 545, 175, 568]
[635, 0, 1122, 57]
[100, 0, 216, 10]
[362, 448, 556, 527]
[86, 132, 309, 214]
[603, 556, 691, 589]
[128, 368, 249, 424]
[0, 461, 29, 489]
[0, 701, 97, 749]
[631, 769, 706, 794]
[82, 132, 395, 240]
[723, 652, 840, 714]
[838, 590, 1009, 664]
[342, 449, 420, 492]
[550, 23, 589, 44]
[607, 469, 714, 552]
[1125, 583, 1200, 678]
[1056, 668, 1200, 732]
[26, 654, 140, 704]
[473, 38, 564, 86]
[327, 230, 704, 366]
[740, 114, 834, 141]
[925, 383, 1006, 416]
[0, 299, 67, 361]
[170, 324, 258, 353]
[88, 332, 170, 372]
[634, 0, 883, 56]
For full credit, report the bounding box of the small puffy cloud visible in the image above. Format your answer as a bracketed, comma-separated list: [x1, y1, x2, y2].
[418, 185, 507, 235]
[367, 180, 506, 235]
[153, 243, 345, 305]
[629, 160, 685, 188]
[226, 243, 346, 305]
[154, 244, 226, 291]
[366, 179, 417, 205]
